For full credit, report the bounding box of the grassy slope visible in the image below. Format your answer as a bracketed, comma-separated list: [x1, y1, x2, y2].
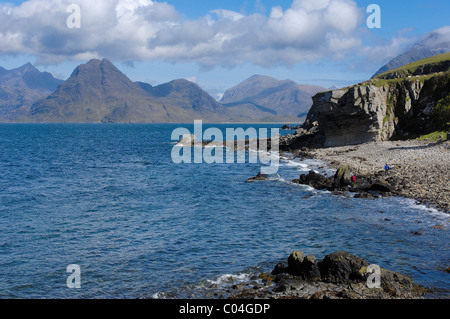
[375, 52, 450, 78]
[354, 52, 450, 88]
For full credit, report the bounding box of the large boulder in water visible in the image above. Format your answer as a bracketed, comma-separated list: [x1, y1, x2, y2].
[236, 250, 430, 299]
[287, 251, 321, 281]
[293, 170, 332, 190]
[246, 172, 270, 183]
[332, 166, 352, 190]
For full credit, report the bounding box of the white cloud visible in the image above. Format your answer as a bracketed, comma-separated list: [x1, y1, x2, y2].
[0, 0, 414, 69]
[184, 76, 198, 83]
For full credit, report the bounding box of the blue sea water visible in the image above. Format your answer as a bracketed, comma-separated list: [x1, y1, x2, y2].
[0, 123, 448, 299]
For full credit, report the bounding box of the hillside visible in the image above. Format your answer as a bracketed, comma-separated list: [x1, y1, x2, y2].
[220, 75, 326, 119]
[0, 59, 322, 123]
[373, 52, 450, 80]
[29, 59, 174, 123]
[137, 79, 231, 123]
[0, 63, 63, 121]
[29, 59, 241, 123]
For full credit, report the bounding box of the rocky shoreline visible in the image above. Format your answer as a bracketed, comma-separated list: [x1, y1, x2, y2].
[239, 137, 449, 299]
[289, 139, 450, 214]
[245, 136, 449, 213]
[226, 251, 430, 299]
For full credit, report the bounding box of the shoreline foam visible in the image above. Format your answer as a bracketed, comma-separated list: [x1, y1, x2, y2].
[295, 140, 450, 214]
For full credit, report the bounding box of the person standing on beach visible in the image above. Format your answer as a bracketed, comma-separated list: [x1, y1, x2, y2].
[384, 163, 390, 176]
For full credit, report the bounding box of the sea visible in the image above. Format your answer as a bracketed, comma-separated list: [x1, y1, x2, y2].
[0, 123, 448, 299]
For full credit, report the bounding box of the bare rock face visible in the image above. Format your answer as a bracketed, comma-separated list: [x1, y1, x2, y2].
[309, 86, 395, 147]
[303, 73, 450, 147]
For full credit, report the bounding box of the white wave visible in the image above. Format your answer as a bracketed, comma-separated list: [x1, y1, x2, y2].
[288, 181, 316, 192]
[206, 273, 252, 286]
[399, 197, 449, 220]
[150, 292, 163, 299]
[203, 144, 226, 148]
[281, 161, 308, 168]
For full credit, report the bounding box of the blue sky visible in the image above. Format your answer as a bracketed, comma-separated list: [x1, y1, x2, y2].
[1, 0, 449, 98]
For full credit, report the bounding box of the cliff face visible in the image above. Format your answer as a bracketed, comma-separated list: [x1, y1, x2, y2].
[303, 72, 450, 147]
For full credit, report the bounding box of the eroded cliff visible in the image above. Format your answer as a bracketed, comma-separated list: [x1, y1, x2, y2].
[297, 71, 450, 148]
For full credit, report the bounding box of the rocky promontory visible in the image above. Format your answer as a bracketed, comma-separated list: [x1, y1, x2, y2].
[291, 165, 394, 196]
[228, 251, 429, 299]
[280, 53, 450, 149]
[276, 54, 450, 213]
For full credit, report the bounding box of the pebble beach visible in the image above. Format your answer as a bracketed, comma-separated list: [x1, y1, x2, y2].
[306, 139, 450, 213]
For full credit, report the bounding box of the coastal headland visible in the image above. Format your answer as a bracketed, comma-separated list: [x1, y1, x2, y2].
[275, 53, 450, 214]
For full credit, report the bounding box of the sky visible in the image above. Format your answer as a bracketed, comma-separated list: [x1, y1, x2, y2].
[0, 0, 449, 99]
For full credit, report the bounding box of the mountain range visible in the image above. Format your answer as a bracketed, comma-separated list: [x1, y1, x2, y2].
[373, 26, 450, 77]
[0, 63, 63, 121]
[0, 59, 321, 123]
[2, 25, 449, 124]
[220, 75, 326, 118]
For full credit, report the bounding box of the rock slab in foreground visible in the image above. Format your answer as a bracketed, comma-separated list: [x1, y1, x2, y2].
[229, 251, 429, 299]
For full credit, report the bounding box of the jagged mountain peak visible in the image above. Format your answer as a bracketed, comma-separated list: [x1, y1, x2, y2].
[12, 62, 36, 73]
[0, 61, 63, 92]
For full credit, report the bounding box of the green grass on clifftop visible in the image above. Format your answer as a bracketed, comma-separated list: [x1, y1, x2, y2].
[375, 52, 450, 79]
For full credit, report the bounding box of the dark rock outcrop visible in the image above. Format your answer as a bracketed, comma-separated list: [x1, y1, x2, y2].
[332, 166, 352, 190]
[363, 179, 394, 193]
[318, 251, 368, 284]
[292, 167, 395, 198]
[246, 172, 270, 183]
[286, 252, 321, 281]
[229, 251, 429, 299]
[292, 170, 332, 190]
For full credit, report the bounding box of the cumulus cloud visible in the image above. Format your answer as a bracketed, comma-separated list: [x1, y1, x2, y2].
[417, 25, 450, 49]
[0, 0, 412, 68]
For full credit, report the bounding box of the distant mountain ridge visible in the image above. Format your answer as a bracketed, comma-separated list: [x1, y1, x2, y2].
[0, 62, 63, 91]
[220, 75, 326, 118]
[1, 59, 321, 123]
[0, 63, 63, 121]
[30, 58, 202, 123]
[137, 79, 230, 120]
